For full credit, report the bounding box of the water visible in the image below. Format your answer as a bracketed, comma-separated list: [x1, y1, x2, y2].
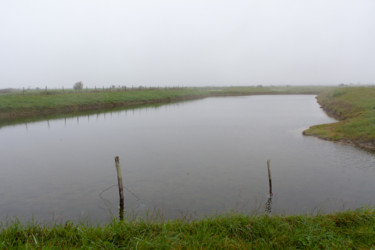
[0, 95, 374, 224]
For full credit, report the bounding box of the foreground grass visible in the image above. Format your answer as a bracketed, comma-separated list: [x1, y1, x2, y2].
[0, 86, 330, 123]
[303, 87, 375, 151]
[1, 209, 374, 248]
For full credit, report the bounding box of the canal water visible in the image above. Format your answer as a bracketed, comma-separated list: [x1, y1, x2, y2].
[0, 95, 374, 224]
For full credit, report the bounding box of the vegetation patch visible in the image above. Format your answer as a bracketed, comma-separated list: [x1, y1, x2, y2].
[1, 209, 374, 248]
[303, 87, 375, 151]
[0, 86, 330, 125]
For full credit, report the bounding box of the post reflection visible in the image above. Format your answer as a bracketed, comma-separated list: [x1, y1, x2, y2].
[119, 203, 124, 221]
[265, 196, 272, 214]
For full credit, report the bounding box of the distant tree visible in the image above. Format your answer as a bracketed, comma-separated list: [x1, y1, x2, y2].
[74, 81, 83, 90]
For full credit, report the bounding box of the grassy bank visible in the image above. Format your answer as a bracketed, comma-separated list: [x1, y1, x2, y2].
[0, 86, 330, 124]
[303, 87, 375, 151]
[0, 88, 208, 120]
[1, 209, 374, 248]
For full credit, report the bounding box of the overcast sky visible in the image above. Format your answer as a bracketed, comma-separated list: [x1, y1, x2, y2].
[1, 0, 374, 89]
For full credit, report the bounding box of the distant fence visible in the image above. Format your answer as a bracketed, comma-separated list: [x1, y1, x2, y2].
[5, 86, 187, 96]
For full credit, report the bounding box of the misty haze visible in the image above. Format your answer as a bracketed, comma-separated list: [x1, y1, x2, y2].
[0, 0, 374, 89]
[0, 1, 375, 247]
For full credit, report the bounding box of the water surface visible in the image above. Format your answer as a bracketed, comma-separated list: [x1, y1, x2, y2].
[0, 95, 374, 224]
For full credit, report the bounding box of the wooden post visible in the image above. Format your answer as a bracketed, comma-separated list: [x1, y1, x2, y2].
[115, 156, 124, 220]
[267, 160, 272, 196]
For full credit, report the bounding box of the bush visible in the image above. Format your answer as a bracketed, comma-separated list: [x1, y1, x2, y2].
[73, 81, 83, 90]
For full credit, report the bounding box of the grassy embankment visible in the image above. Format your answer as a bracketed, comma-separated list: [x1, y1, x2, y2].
[0, 86, 330, 125]
[1, 209, 374, 248]
[303, 87, 375, 151]
[0, 88, 207, 120]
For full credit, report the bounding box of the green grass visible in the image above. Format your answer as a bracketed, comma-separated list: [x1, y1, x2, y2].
[0, 86, 331, 123]
[303, 87, 375, 151]
[1, 209, 374, 248]
[0, 88, 208, 112]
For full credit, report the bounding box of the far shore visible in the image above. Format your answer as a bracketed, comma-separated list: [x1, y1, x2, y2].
[0, 85, 330, 124]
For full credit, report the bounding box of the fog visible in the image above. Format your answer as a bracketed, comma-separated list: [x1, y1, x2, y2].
[1, 0, 374, 89]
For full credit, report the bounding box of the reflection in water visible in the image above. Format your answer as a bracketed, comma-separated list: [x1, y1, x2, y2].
[265, 160, 273, 214]
[265, 196, 272, 214]
[267, 160, 273, 196]
[119, 205, 124, 221]
[0, 100, 173, 129]
[20, 103, 178, 130]
[99, 185, 117, 218]
[99, 183, 142, 221]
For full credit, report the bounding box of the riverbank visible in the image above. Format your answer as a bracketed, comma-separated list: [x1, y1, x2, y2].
[1, 209, 374, 248]
[303, 87, 375, 151]
[0, 86, 329, 125]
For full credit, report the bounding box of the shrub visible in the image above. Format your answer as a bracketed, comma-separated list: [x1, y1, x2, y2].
[73, 81, 83, 90]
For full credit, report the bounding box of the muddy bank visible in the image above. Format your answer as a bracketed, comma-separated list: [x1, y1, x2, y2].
[303, 130, 375, 152]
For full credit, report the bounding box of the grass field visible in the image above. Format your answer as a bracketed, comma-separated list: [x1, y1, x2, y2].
[1, 209, 374, 248]
[0, 88, 207, 114]
[303, 87, 375, 151]
[0, 86, 331, 123]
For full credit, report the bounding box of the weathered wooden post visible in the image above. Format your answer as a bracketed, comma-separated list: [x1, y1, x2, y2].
[267, 160, 272, 196]
[115, 156, 124, 220]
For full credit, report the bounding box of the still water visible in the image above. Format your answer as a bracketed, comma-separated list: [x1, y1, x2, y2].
[1, 95, 375, 224]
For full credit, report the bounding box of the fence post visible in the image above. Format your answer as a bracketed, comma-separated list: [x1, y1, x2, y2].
[267, 160, 272, 196]
[115, 156, 124, 220]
